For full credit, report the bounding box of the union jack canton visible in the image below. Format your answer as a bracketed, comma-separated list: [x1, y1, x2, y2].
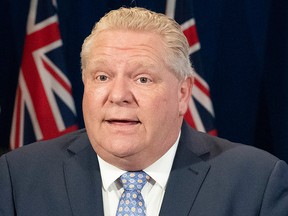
[10, 0, 78, 149]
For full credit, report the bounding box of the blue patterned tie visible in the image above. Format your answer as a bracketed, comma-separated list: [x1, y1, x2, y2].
[116, 171, 150, 216]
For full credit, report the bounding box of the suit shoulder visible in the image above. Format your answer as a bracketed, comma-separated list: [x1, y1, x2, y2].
[4, 129, 88, 163]
[200, 132, 281, 170]
[183, 127, 280, 167]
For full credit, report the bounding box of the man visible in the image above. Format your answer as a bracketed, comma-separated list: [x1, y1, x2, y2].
[0, 7, 288, 216]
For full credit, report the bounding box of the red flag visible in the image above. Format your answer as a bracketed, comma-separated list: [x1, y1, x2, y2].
[10, 0, 78, 149]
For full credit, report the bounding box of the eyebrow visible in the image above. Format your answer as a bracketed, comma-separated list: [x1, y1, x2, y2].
[87, 59, 109, 67]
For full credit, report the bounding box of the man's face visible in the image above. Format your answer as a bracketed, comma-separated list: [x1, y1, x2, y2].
[82, 30, 192, 170]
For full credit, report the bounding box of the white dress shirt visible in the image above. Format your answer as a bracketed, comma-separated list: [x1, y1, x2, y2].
[98, 133, 180, 216]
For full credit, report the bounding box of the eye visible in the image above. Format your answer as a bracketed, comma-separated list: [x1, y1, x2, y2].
[96, 74, 108, 82]
[137, 76, 152, 84]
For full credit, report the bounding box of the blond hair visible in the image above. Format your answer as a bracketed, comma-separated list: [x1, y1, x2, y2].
[81, 7, 194, 80]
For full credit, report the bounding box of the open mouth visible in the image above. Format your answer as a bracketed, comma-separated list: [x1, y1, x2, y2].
[106, 119, 141, 125]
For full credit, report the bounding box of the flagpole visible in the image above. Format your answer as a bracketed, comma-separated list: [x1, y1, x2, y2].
[165, 0, 176, 18]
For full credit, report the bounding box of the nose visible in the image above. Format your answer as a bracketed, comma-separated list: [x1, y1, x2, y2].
[108, 77, 134, 106]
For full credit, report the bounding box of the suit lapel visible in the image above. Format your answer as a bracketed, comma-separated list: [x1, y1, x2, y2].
[63, 133, 104, 216]
[159, 124, 211, 216]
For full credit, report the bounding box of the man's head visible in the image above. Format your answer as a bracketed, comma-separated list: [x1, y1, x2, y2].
[81, 7, 193, 80]
[81, 7, 194, 170]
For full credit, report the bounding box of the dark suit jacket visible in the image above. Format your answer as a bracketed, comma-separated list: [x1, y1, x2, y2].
[1, 124, 288, 216]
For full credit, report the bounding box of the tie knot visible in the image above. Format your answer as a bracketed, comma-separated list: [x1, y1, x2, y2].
[120, 171, 150, 191]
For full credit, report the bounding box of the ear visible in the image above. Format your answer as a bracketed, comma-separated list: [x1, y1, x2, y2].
[178, 76, 194, 116]
[82, 71, 86, 83]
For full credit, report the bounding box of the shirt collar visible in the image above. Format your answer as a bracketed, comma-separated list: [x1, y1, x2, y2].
[98, 132, 180, 191]
[97, 156, 126, 191]
[144, 133, 179, 189]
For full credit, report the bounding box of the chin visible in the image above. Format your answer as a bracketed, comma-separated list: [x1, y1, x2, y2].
[111, 145, 140, 157]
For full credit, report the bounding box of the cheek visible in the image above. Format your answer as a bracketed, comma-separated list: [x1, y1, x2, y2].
[83, 84, 106, 106]
[140, 90, 179, 122]
[82, 88, 102, 121]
